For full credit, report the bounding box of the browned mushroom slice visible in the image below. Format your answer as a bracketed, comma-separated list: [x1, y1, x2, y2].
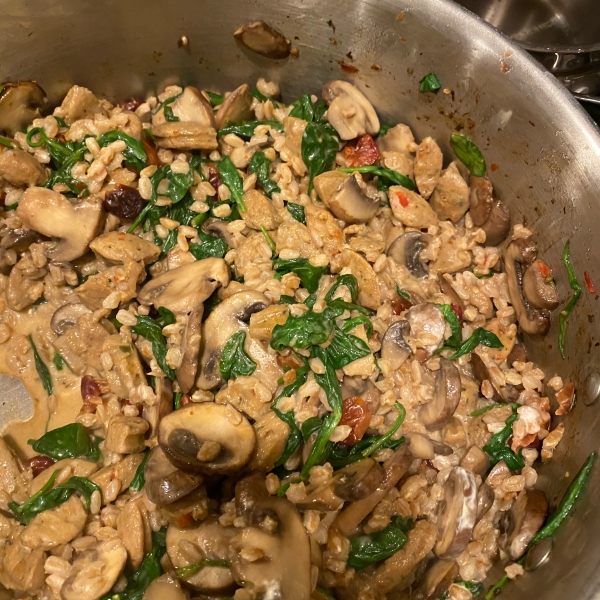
[235, 472, 268, 524]
[405, 303, 446, 355]
[151, 122, 218, 151]
[234, 21, 291, 59]
[469, 175, 510, 246]
[459, 445, 490, 476]
[522, 260, 559, 310]
[138, 257, 230, 314]
[215, 84, 253, 130]
[0, 81, 46, 136]
[387, 232, 431, 278]
[167, 518, 236, 594]
[176, 305, 203, 394]
[418, 359, 461, 431]
[142, 376, 173, 439]
[159, 403, 256, 475]
[504, 489, 548, 560]
[50, 303, 92, 335]
[414, 559, 459, 600]
[143, 573, 187, 600]
[17, 187, 104, 262]
[154, 86, 216, 129]
[434, 466, 478, 558]
[381, 320, 411, 370]
[471, 353, 520, 403]
[202, 218, 238, 248]
[476, 483, 495, 521]
[144, 446, 203, 506]
[0, 148, 46, 187]
[231, 497, 311, 600]
[313, 171, 379, 224]
[505, 238, 551, 335]
[506, 342, 527, 366]
[322, 80, 380, 140]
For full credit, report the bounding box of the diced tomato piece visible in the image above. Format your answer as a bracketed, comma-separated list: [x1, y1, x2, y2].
[81, 375, 101, 400]
[392, 295, 412, 315]
[122, 98, 143, 112]
[343, 134, 380, 167]
[585, 271, 595, 294]
[450, 303, 464, 326]
[180, 394, 192, 407]
[537, 260, 550, 278]
[207, 163, 222, 191]
[338, 396, 371, 446]
[176, 513, 193, 528]
[395, 191, 409, 208]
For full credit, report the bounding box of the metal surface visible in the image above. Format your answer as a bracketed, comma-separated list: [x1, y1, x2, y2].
[0, 0, 599, 598]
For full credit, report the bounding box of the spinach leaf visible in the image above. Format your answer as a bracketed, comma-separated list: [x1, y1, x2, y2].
[205, 91, 224, 106]
[219, 331, 257, 381]
[9, 472, 100, 525]
[340, 315, 373, 339]
[447, 327, 502, 360]
[558, 240, 582, 359]
[470, 403, 517, 417]
[28, 334, 52, 395]
[279, 294, 296, 304]
[217, 120, 284, 139]
[338, 165, 416, 192]
[347, 516, 412, 570]
[419, 72, 441, 93]
[175, 560, 231, 581]
[450, 134, 486, 177]
[0, 135, 15, 148]
[52, 352, 65, 371]
[273, 258, 328, 293]
[189, 230, 228, 260]
[132, 312, 176, 380]
[260, 226, 276, 256]
[325, 326, 371, 369]
[160, 93, 183, 122]
[97, 130, 148, 172]
[325, 273, 359, 303]
[286, 202, 306, 224]
[434, 303, 462, 349]
[130, 451, 151, 492]
[301, 416, 323, 441]
[217, 157, 246, 212]
[289, 93, 315, 121]
[248, 150, 280, 198]
[378, 124, 392, 137]
[29, 423, 102, 462]
[4, 202, 18, 211]
[302, 121, 339, 193]
[482, 405, 525, 471]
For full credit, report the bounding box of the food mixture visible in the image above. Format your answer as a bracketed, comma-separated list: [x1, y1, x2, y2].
[0, 74, 586, 600]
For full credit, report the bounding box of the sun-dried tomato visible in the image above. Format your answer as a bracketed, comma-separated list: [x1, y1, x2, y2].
[451, 303, 464, 326]
[338, 396, 371, 446]
[81, 375, 101, 400]
[392, 295, 412, 315]
[207, 163, 222, 191]
[121, 98, 143, 112]
[25, 455, 55, 477]
[343, 134, 380, 167]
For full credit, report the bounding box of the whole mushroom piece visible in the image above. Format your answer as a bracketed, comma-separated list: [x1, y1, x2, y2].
[234, 21, 291, 59]
[418, 358, 461, 431]
[405, 303, 447, 355]
[387, 231, 431, 278]
[504, 489, 548, 560]
[469, 175, 510, 246]
[215, 84, 254, 129]
[381, 320, 412, 371]
[0, 81, 46, 136]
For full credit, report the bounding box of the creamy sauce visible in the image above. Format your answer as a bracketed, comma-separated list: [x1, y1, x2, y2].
[0, 303, 82, 460]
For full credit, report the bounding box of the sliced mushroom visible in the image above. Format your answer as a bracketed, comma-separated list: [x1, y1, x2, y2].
[387, 232, 431, 278]
[105, 416, 149, 454]
[176, 305, 203, 394]
[298, 458, 384, 511]
[418, 358, 461, 431]
[234, 21, 291, 59]
[505, 238, 551, 335]
[322, 80, 380, 140]
[460, 445, 490, 476]
[0, 148, 46, 187]
[439, 276, 465, 311]
[522, 260, 559, 310]
[469, 175, 510, 246]
[151, 122, 218, 151]
[201, 218, 237, 248]
[471, 353, 520, 403]
[430, 162, 470, 223]
[434, 466, 478, 559]
[235, 472, 269, 524]
[154, 86, 216, 129]
[476, 483, 495, 521]
[0, 81, 46, 136]
[159, 403, 256, 475]
[142, 376, 173, 439]
[407, 433, 435, 460]
[442, 417, 467, 449]
[414, 137, 443, 200]
[167, 518, 236, 594]
[405, 303, 446, 356]
[313, 171, 379, 224]
[17, 187, 104, 262]
[0, 228, 41, 253]
[414, 559, 459, 600]
[248, 411, 290, 472]
[144, 447, 203, 506]
[377, 124, 415, 156]
[504, 489, 548, 560]
[197, 290, 269, 390]
[389, 185, 438, 229]
[89, 231, 160, 265]
[215, 84, 253, 130]
[381, 320, 411, 370]
[341, 376, 381, 415]
[506, 342, 527, 366]
[231, 497, 311, 600]
[50, 303, 93, 335]
[138, 257, 230, 314]
[143, 573, 188, 600]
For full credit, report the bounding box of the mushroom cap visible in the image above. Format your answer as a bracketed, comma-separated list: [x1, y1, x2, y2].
[17, 187, 104, 262]
[154, 86, 216, 129]
[313, 171, 379, 224]
[202, 217, 238, 248]
[0, 81, 46, 136]
[215, 84, 253, 129]
[522, 260, 559, 310]
[405, 303, 446, 355]
[138, 257, 230, 314]
[233, 21, 291, 59]
[387, 231, 431, 278]
[381, 320, 412, 371]
[158, 403, 256, 475]
[469, 175, 511, 246]
[142, 573, 187, 600]
[50, 303, 93, 335]
[175, 305, 203, 394]
[415, 559, 459, 600]
[197, 290, 270, 390]
[505, 489, 548, 560]
[418, 358, 461, 431]
[322, 80, 380, 140]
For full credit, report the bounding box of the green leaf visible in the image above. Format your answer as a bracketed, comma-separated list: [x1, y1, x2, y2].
[175, 560, 230, 581]
[52, 352, 65, 371]
[378, 124, 392, 137]
[419, 72, 441, 93]
[286, 202, 306, 224]
[338, 165, 416, 192]
[217, 120, 284, 139]
[434, 303, 462, 349]
[273, 258, 327, 293]
[4, 202, 18, 211]
[189, 230, 228, 260]
[347, 516, 412, 570]
[219, 331, 257, 381]
[271, 305, 341, 351]
[97, 130, 148, 172]
[205, 91, 224, 106]
[130, 451, 151, 492]
[260, 225, 277, 256]
[28, 334, 52, 396]
[447, 327, 502, 360]
[470, 403, 516, 417]
[450, 134, 487, 177]
[0, 135, 14, 149]
[301, 416, 323, 442]
[132, 315, 176, 380]
[558, 240, 582, 359]
[325, 274, 359, 304]
[482, 405, 525, 471]
[29, 423, 102, 462]
[289, 93, 315, 120]
[340, 315, 373, 339]
[160, 93, 183, 122]
[248, 150, 280, 198]
[325, 326, 371, 369]
[302, 121, 339, 193]
[217, 157, 246, 213]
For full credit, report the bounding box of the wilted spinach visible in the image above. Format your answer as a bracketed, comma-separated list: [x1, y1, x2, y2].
[273, 258, 327, 293]
[219, 331, 257, 380]
[482, 405, 525, 471]
[132, 308, 176, 380]
[29, 423, 101, 462]
[450, 134, 486, 177]
[28, 334, 52, 396]
[419, 72, 441, 93]
[447, 327, 502, 360]
[217, 157, 246, 212]
[434, 303, 462, 349]
[189, 230, 228, 260]
[339, 165, 416, 192]
[248, 150, 280, 198]
[286, 202, 306, 224]
[303, 120, 339, 193]
[130, 451, 151, 492]
[97, 130, 148, 172]
[217, 120, 283, 139]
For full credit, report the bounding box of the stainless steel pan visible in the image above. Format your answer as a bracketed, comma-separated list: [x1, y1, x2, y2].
[1, 0, 600, 597]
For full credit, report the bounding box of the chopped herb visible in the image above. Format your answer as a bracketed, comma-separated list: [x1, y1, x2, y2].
[130, 452, 151, 492]
[450, 134, 486, 177]
[189, 230, 228, 260]
[52, 352, 65, 371]
[260, 225, 277, 256]
[175, 560, 230, 581]
[558, 240, 582, 359]
[447, 327, 502, 361]
[219, 331, 257, 381]
[217, 120, 283, 139]
[205, 91, 224, 106]
[217, 157, 246, 213]
[0, 135, 14, 148]
[248, 150, 280, 198]
[273, 258, 327, 293]
[97, 130, 148, 172]
[28, 334, 52, 396]
[482, 405, 524, 471]
[286, 202, 306, 224]
[29, 423, 102, 462]
[419, 72, 441, 93]
[339, 165, 416, 192]
[470, 403, 517, 417]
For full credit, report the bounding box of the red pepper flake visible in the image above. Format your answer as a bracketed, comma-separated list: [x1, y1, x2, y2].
[343, 134, 380, 167]
[339, 62, 359, 74]
[176, 513, 194, 528]
[490, 163, 498, 172]
[396, 191, 409, 208]
[338, 397, 371, 446]
[450, 303, 464, 326]
[538, 260, 550, 279]
[585, 271, 595, 293]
